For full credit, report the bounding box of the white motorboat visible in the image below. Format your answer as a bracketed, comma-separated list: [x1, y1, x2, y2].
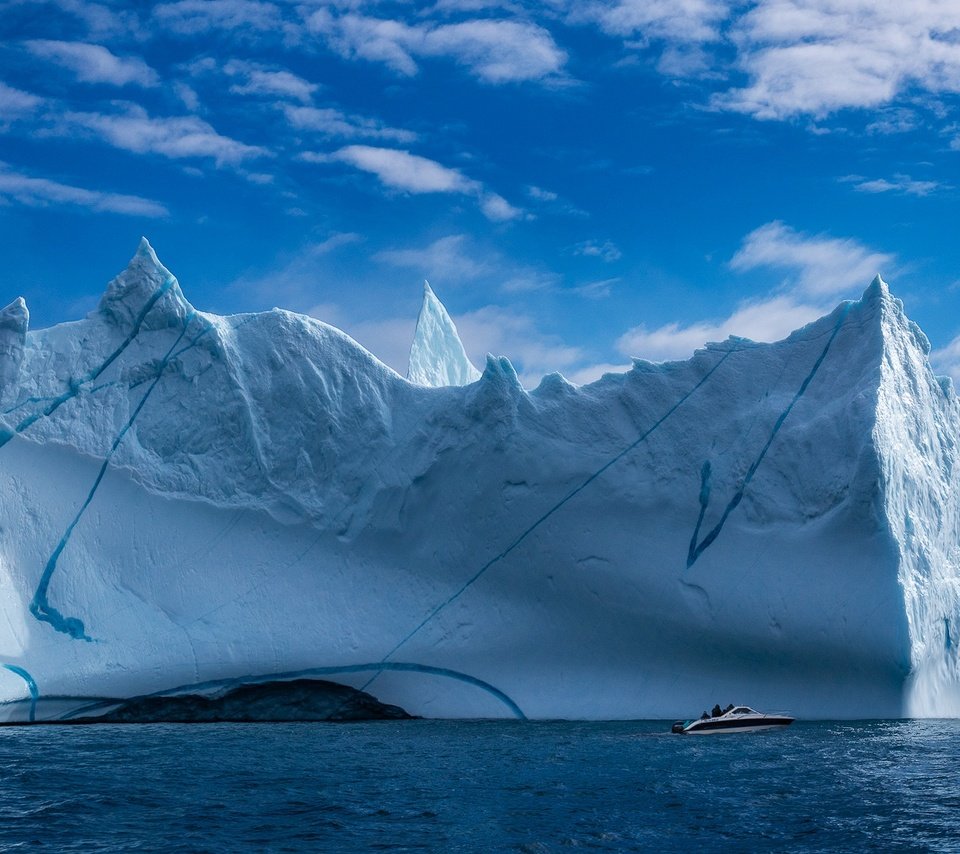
[671, 705, 794, 734]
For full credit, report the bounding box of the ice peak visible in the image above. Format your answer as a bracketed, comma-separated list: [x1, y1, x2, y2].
[407, 281, 481, 387]
[97, 238, 194, 330]
[862, 274, 890, 303]
[0, 296, 28, 388]
[0, 297, 28, 334]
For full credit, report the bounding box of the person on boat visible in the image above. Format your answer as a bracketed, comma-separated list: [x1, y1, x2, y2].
[724, 703, 734, 713]
[711, 704, 723, 718]
[700, 711, 709, 720]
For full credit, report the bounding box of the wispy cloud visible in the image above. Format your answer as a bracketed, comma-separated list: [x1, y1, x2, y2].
[573, 239, 622, 262]
[617, 295, 825, 362]
[223, 60, 318, 103]
[153, 0, 284, 35]
[55, 104, 268, 166]
[0, 82, 43, 119]
[839, 173, 942, 197]
[729, 220, 895, 296]
[285, 106, 415, 143]
[306, 11, 567, 83]
[0, 163, 168, 217]
[526, 185, 557, 201]
[569, 0, 728, 44]
[24, 40, 159, 87]
[616, 220, 894, 363]
[311, 145, 522, 222]
[572, 277, 619, 299]
[375, 234, 491, 281]
[376, 232, 556, 291]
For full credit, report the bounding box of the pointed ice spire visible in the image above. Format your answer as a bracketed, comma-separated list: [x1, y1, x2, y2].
[407, 281, 481, 387]
[0, 296, 28, 387]
[96, 237, 193, 330]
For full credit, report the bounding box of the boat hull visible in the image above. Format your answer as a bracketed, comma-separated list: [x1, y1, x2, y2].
[679, 716, 794, 734]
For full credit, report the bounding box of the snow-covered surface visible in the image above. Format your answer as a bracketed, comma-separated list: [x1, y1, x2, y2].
[1, 241, 959, 721]
[407, 281, 480, 387]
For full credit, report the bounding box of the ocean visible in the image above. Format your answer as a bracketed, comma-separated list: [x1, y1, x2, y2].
[1, 719, 958, 851]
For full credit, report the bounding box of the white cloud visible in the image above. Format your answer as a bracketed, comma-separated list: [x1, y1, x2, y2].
[616, 295, 826, 362]
[573, 239, 622, 262]
[716, 0, 960, 120]
[0, 82, 42, 119]
[526, 185, 558, 201]
[24, 40, 159, 87]
[306, 10, 566, 83]
[284, 106, 416, 142]
[0, 163, 168, 217]
[572, 277, 618, 299]
[48, 0, 144, 40]
[729, 220, 894, 296]
[153, 0, 283, 34]
[223, 60, 318, 103]
[375, 234, 490, 281]
[839, 173, 942, 196]
[570, 0, 729, 44]
[316, 145, 522, 222]
[57, 104, 268, 166]
[329, 145, 480, 193]
[480, 192, 523, 221]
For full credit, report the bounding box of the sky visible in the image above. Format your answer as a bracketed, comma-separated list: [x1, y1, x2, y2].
[0, 0, 959, 386]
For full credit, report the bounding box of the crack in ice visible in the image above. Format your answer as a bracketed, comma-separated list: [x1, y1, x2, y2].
[687, 306, 851, 568]
[356, 347, 739, 696]
[30, 313, 197, 640]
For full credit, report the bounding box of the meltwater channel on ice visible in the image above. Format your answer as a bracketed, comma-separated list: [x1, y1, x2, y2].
[0, 238, 959, 723]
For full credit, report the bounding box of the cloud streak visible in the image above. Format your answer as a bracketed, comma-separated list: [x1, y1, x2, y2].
[313, 145, 522, 222]
[56, 104, 268, 165]
[306, 11, 567, 83]
[24, 40, 159, 87]
[285, 107, 415, 143]
[0, 164, 168, 217]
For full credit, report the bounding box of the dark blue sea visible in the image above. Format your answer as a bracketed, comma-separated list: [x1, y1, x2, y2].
[1, 720, 958, 852]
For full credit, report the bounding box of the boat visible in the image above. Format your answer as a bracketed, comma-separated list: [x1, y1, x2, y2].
[671, 705, 795, 734]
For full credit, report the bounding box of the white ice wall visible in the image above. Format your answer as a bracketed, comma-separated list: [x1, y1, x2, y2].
[0, 243, 956, 720]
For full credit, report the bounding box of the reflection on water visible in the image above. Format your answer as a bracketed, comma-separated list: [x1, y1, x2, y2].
[1, 719, 958, 851]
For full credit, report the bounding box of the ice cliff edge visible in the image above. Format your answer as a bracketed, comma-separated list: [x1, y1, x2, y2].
[0, 241, 958, 721]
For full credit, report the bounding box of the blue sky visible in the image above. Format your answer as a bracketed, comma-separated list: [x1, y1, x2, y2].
[1, 0, 959, 385]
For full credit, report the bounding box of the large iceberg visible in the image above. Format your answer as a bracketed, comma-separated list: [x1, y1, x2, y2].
[1, 239, 959, 721]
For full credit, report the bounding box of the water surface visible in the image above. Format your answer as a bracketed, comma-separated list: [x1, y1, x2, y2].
[1, 720, 957, 851]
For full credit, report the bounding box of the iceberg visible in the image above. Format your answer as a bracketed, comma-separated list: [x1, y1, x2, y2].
[407, 281, 480, 387]
[0, 240, 959, 722]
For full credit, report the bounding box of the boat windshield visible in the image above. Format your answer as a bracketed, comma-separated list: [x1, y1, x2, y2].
[731, 707, 756, 715]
